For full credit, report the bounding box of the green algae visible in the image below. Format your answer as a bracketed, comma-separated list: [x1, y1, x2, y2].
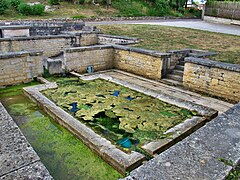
[43, 77, 195, 145]
[0, 83, 122, 180]
[0, 81, 39, 98]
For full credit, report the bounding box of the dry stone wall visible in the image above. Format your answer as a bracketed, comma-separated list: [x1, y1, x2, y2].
[0, 51, 43, 86]
[183, 57, 240, 103]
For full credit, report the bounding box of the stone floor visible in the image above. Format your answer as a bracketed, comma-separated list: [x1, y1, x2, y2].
[101, 70, 233, 114]
[0, 103, 52, 180]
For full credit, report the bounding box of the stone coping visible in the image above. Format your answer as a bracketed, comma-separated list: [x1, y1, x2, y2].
[0, 25, 31, 30]
[61, 31, 100, 35]
[0, 50, 43, 59]
[98, 34, 140, 41]
[0, 103, 52, 179]
[126, 102, 240, 179]
[112, 45, 170, 57]
[185, 57, 240, 72]
[64, 44, 113, 53]
[0, 34, 75, 42]
[64, 44, 170, 57]
[23, 83, 146, 175]
[77, 71, 217, 155]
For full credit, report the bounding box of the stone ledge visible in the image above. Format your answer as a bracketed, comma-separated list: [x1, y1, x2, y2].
[0, 50, 43, 59]
[0, 25, 31, 30]
[23, 83, 146, 175]
[64, 44, 113, 53]
[0, 162, 53, 180]
[185, 57, 240, 72]
[0, 34, 75, 42]
[113, 45, 170, 58]
[98, 34, 140, 41]
[127, 103, 240, 179]
[0, 103, 52, 179]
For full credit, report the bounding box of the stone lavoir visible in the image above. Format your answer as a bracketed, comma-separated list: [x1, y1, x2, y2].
[0, 20, 239, 179]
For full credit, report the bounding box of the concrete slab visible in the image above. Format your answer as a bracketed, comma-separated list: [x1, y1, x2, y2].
[127, 102, 240, 179]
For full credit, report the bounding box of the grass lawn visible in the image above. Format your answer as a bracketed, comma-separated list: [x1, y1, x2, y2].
[99, 24, 240, 64]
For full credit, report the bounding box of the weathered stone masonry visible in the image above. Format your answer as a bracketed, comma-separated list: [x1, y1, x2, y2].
[183, 57, 240, 103]
[0, 51, 43, 86]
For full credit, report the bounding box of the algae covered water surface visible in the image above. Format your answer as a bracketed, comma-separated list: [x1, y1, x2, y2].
[0, 82, 122, 180]
[43, 77, 195, 147]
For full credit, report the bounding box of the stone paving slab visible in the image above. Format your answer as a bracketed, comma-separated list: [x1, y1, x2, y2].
[0, 103, 52, 179]
[126, 103, 240, 180]
[0, 162, 52, 180]
[105, 70, 233, 113]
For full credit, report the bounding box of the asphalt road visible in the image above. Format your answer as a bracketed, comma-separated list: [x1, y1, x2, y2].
[86, 19, 240, 36]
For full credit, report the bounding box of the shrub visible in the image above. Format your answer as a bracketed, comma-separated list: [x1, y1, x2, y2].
[17, 3, 45, 16]
[17, 3, 32, 15]
[78, 0, 85, 4]
[0, 0, 9, 15]
[148, 0, 170, 16]
[31, 4, 45, 15]
[48, 0, 59, 5]
[9, 0, 21, 9]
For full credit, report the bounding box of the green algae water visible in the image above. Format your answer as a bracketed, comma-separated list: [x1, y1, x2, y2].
[43, 77, 195, 148]
[0, 83, 122, 180]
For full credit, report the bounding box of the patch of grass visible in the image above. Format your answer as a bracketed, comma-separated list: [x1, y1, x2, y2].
[99, 24, 240, 64]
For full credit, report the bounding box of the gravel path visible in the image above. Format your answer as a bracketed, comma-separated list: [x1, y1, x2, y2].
[86, 19, 240, 36]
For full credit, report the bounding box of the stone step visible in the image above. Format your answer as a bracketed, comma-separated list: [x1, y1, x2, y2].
[160, 78, 183, 87]
[172, 69, 184, 76]
[166, 74, 183, 82]
[175, 65, 185, 71]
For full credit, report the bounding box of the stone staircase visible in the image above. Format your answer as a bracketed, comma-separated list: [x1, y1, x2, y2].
[161, 59, 185, 86]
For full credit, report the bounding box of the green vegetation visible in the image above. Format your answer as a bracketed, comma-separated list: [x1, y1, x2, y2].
[43, 77, 194, 145]
[0, 0, 201, 20]
[99, 24, 240, 64]
[218, 158, 240, 180]
[0, 81, 39, 98]
[0, 82, 122, 180]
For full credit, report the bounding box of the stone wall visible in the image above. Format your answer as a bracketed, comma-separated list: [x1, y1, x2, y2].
[80, 33, 98, 46]
[114, 46, 170, 80]
[183, 57, 240, 103]
[0, 51, 43, 86]
[98, 34, 140, 45]
[64, 45, 114, 73]
[0, 19, 85, 36]
[0, 35, 76, 58]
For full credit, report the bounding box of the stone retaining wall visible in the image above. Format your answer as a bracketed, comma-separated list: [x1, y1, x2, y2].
[63, 45, 170, 80]
[0, 51, 43, 86]
[0, 35, 76, 57]
[0, 19, 85, 36]
[183, 57, 240, 103]
[114, 45, 170, 80]
[63, 45, 114, 73]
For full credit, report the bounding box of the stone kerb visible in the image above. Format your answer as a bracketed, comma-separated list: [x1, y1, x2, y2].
[0, 103, 52, 179]
[127, 102, 240, 179]
[23, 83, 146, 175]
[183, 57, 240, 103]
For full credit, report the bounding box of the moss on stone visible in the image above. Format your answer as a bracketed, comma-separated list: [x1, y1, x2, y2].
[43, 77, 194, 145]
[1, 85, 122, 179]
